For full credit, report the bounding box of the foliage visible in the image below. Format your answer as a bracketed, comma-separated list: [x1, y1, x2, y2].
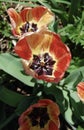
[59, 12, 84, 46]
[0, 0, 84, 130]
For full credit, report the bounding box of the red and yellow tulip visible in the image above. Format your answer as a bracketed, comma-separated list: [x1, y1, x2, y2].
[18, 99, 60, 130]
[77, 82, 84, 102]
[15, 30, 71, 82]
[7, 6, 54, 37]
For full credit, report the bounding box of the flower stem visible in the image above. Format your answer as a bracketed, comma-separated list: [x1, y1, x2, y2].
[0, 112, 17, 129]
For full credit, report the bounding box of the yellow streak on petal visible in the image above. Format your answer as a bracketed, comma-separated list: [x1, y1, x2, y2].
[47, 103, 60, 128]
[38, 10, 55, 28]
[25, 30, 53, 56]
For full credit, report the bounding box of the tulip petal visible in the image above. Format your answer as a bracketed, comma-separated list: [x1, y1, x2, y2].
[49, 120, 59, 130]
[15, 29, 52, 58]
[18, 99, 60, 130]
[50, 34, 71, 59]
[38, 8, 55, 27]
[49, 33, 71, 82]
[8, 6, 55, 37]
[15, 30, 71, 82]
[20, 6, 50, 23]
[77, 82, 84, 102]
[7, 8, 22, 27]
[18, 121, 30, 130]
[20, 6, 55, 26]
[7, 8, 23, 36]
[20, 7, 32, 22]
[38, 99, 54, 105]
[32, 6, 49, 21]
[25, 32, 44, 54]
[15, 37, 32, 60]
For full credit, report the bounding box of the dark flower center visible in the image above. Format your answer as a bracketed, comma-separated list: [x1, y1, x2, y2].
[28, 107, 49, 128]
[20, 22, 38, 34]
[30, 53, 56, 76]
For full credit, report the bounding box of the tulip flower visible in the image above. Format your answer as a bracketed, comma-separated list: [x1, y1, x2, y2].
[77, 82, 84, 102]
[15, 29, 71, 82]
[7, 6, 54, 37]
[18, 99, 60, 130]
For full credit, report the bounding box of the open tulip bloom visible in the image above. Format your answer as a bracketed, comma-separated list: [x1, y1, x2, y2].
[18, 99, 60, 130]
[15, 30, 71, 82]
[7, 6, 54, 37]
[77, 82, 84, 102]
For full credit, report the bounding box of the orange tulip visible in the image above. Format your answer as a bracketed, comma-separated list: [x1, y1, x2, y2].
[18, 99, 60, 130]
[7, 6, 54, 37]
[15, 30, 71, 82]
[77, 82, 84, 102]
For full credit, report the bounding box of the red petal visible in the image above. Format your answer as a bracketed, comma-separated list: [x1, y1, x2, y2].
[7, 8, 22, 27]
[54, 71, 64, 82]
[20, 7, 32, 22]
[7, 8, 23, 36]
[15, 37, 32, 60]
[18, 121, 30, 130]
[58, 54, 71, 71]
[32, 6, 47, 21]
[20, 6, 46, 22]
[54, 54, 71, 82]
[49, 33, 71, 82]
[50, 33, 71, 59]
[38, 99, 53, 105]
[49, 120, 59, 130]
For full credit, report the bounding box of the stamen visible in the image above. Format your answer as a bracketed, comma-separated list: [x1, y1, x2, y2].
[28, 107, 49, 128]
[20, 22, 38, 34]
[31, 23, 38, 32]
[29, 53, 56, 76]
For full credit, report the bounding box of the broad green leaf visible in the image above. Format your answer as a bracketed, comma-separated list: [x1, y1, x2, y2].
[0, 112, 16, 130]
[15, 96, 39, 115]
[62, 89, 74, 125]
[63, 66, 84, 89]
[0, 87, 24, 107]
[43, 84, 68, 113]
[0, 101, 6, 124]
[43, 84, 74, 125]
[70, 91, 84, 122]
[0, 53, 35, 87]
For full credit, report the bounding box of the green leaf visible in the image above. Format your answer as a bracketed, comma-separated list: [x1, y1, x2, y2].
[0, 0, 38, 7]
[62, 89, 74, 125]
[77, 126, 84, 130]
[64, 66, 84, 89]
[48, 20, 59, 33]
[0, 101, 6, 124]
[0, 87, 24, 107]
[0, 53, 35, 87]
[43, 84, 68, 113]
[15, 96, 39, 115]
[43, 84, 74, 125]
[0, 112, 16, 129]
[70, 91, 84, 122]
[69, 0, 81, 23]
